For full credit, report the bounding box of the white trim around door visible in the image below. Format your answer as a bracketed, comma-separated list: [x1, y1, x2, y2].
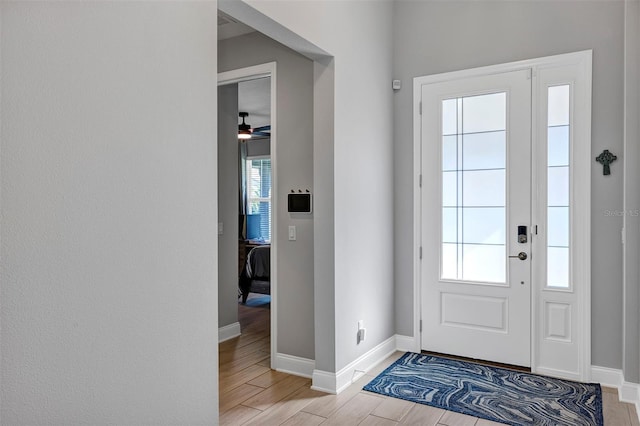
[413, 50, 592, 381]
[218, 62, 278, 371]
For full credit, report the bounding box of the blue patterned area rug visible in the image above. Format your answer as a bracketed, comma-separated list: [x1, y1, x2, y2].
[363, 352, 603, 426]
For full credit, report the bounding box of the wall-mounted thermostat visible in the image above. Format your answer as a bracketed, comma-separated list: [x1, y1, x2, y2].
[288, 193, 312, 213]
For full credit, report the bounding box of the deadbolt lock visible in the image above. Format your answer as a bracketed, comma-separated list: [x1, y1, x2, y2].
[518, 225, 528, 244]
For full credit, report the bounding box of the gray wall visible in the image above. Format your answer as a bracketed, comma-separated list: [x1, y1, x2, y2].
[313, 57, 336, 372]
[1, 2, 219, 423]
[218, 84, 239, 329]
[623, 0, 640, 383]
[247, 137, 271, 157]
[219, 32, 315, 360]
[225, 0, 395, 375]
[392, 0, 625, 369]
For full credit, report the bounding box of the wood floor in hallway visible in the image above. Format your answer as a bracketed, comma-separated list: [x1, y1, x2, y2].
[219, 294, 639, 426]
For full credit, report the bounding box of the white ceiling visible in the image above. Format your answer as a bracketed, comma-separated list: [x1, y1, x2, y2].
[218, 10, 256, 41]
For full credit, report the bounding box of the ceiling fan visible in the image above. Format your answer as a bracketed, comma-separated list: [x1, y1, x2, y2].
[238, 111, 271, 140]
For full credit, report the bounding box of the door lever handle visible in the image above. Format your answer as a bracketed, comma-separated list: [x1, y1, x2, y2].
[509, 252, 528, 261]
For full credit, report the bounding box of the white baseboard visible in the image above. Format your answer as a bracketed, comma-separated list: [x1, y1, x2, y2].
[275, 353, 315, 378]
[621, 382, 640, 422]
[621, 381, 640, 403]
[395, 334, 418, 352]
[535, 366, 581, 382]
[591, 365, 640, 422]
[218, 322, 241, 343]
[591, 366, 624, 388]
[312, 335, 397, 394]
[311, 369, 337, 394]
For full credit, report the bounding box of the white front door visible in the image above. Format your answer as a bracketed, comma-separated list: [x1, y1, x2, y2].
[420, 69, 532, 367]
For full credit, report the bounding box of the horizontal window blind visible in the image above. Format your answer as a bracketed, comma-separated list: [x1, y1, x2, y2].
[247, 158, 271, 242]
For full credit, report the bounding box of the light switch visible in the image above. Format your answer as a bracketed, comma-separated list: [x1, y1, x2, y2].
[218, 222, 223, 235]
[288, 225, 296, 241]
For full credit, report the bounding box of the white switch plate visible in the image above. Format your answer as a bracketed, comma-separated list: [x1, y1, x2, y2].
[218, 222, 223, 235]
[288, 225, 296, 241]
[357, 320, 366, 343]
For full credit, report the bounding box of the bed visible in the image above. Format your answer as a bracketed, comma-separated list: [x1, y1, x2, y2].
[238, 244, 270, 303]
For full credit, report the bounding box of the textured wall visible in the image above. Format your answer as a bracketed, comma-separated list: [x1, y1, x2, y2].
[1, 2, 219, 423]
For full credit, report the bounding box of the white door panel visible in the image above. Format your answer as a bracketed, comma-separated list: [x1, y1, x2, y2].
[533, 62, 591, 380]
[421, 69, 532, 367]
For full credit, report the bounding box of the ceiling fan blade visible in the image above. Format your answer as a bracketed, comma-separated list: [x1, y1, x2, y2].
[252, 131, 271, 137]
[251, 125, 271, 132]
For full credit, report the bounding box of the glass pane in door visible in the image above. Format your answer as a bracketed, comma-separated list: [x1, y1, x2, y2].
[441, 93, 507, 283]
[546, 85, 570, 288]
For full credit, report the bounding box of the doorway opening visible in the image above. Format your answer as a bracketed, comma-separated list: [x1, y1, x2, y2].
[218, 63, 277, 370]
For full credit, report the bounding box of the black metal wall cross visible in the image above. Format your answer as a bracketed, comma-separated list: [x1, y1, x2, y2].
[596, 149, 617, 176]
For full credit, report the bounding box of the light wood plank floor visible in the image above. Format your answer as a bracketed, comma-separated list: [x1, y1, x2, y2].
[219, 295, 639, 425]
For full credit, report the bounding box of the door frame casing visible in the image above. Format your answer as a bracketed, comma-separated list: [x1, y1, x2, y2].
[412, 51, 592, 380]
[218, 62, 278, 369]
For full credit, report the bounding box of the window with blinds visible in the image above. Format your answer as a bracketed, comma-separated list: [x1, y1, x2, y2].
[246, 158, 272, 242]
